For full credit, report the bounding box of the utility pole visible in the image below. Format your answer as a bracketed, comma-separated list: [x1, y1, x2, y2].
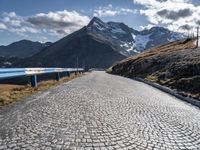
[196, 27, 199, 48]
[187, 29, 190, 39]
[76, 57, 78, 68]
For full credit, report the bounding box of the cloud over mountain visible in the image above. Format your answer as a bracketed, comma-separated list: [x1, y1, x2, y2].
[1, 12, 38, 36]
[0, 10, 90, 38]
[27, 10, 90, 35]
[157, 8, 193, 20]
[93, 4, 137, 17]
[134, 0, 200, 33]
[0, 23, 7, 30]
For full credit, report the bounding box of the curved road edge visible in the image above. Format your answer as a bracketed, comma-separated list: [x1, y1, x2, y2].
[131, 76, 200, 108]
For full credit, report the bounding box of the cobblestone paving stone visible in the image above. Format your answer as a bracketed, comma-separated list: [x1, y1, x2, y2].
[0, 71, 200, 150]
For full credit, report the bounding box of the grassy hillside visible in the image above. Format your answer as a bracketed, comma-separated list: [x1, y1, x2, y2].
[108, 38, 200, 100]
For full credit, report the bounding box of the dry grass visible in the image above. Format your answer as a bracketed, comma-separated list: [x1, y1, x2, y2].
[109, 38, 200, 100]
[0, 73, 84, 108]
[118, 38, 196, 65]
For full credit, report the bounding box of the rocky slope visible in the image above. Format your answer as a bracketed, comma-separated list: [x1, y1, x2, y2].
[19, 27, 126, 69]
[108, 38, 200, 100]
[86, 17, 184, 56]
[0, 40, 51, 58]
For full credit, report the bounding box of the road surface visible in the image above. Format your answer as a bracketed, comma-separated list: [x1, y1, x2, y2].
[0, 71, 200, 150]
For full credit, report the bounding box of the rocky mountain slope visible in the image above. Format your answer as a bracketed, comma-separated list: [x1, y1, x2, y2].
[0, 40, 51, 58]
[15, 17, 184, 69]
[108, 38, 200, 100]
[86, 17, 184, 56]
[19, 27, 126, 69]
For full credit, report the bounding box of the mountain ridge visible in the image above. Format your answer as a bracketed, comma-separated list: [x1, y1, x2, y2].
[107, 38, 200, 100]
[19, 26, 126, 68]
[85, 17, 185, 56]
[0, 40, 52, 58]
[5, 17, 186, 68]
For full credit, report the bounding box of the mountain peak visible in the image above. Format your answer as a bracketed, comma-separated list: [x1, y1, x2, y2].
[91, 16, 101, 21]
[85, 17, 184, 56]
[11, 39, 32, 44]
[87, 17, 106, 27]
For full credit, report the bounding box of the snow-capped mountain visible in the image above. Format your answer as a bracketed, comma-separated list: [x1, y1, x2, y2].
[87, 17, 185, 56]
[13, 17, 185, 69]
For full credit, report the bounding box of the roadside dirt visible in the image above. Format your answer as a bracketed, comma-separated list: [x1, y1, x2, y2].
[0, 73, 84, 108]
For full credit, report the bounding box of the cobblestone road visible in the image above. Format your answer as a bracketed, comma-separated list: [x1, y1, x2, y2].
[0, 71, 200, 150]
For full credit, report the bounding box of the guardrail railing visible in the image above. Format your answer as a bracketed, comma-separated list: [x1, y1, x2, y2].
[0, 68, 84, 87]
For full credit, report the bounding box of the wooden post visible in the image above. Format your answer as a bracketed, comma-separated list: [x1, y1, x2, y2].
[31, 75, 37, 87]
[76, 57, 79, 74]
[197, 27, 199, 48]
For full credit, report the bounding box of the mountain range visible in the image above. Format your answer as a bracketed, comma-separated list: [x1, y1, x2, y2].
[0, 40, 52, 58]
[0, 17, 185, 68]
[86, 17, 184, 56]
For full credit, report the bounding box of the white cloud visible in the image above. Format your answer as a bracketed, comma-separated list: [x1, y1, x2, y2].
[27, 10, 90, 35]
[0, 12, 39, 35]
[139, 24, 155, 30]
[38, 36, 49, 43]
[6, 12, 17, 17]
[0, 23, 7, 30]
[133, 0, 200, 33]
[0, 10, 90, 38]
[94, 4, 137, 17]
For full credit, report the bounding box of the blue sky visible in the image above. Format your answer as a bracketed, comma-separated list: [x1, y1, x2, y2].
[0, 0, 200, 45]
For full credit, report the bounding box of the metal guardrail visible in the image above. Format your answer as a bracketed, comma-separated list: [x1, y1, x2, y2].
[0, 68, 84, 87]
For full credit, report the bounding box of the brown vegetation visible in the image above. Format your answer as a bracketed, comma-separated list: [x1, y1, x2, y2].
[108, 38, 200, 100]
[0, 73, 84, 108]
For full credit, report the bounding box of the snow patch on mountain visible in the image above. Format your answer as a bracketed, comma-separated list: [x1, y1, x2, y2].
[134, 34, 151, 51]
[87, 17, 185, 56]
[131, 34, 136, 40]
[120, 42, 135, 52]
[93, 22, 105, 31]
[168, 32, 184, 42]
[111, 28, 126, 34]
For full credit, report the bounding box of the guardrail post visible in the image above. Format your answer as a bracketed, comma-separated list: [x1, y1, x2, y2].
[66, 71, 70, 77]
[56, 72, 60, 81]
[31, 75, 37, 87]
[0, 68, 84, 87]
